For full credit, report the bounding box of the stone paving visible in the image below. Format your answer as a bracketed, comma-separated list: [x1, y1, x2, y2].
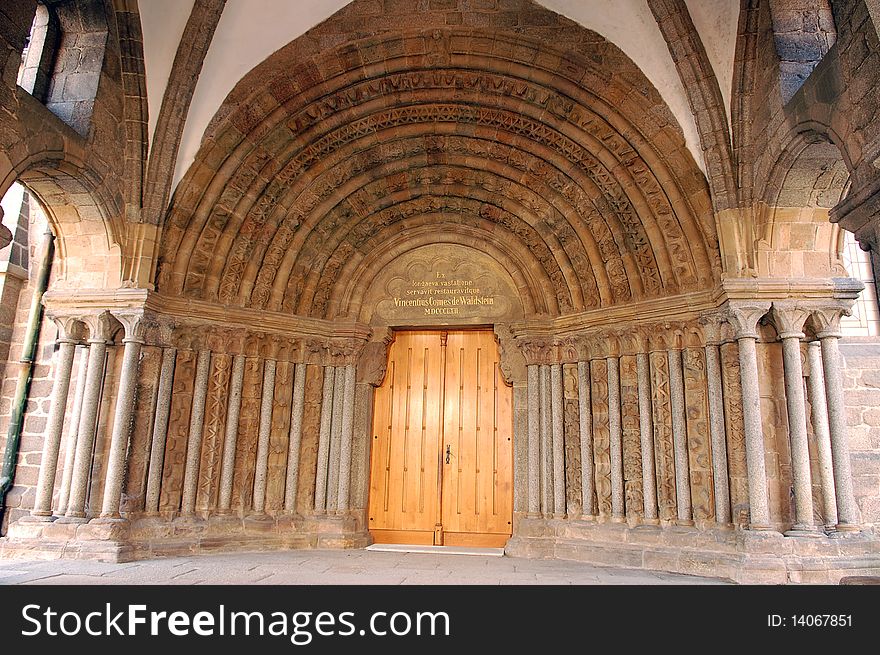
[0, 549, 731, 585]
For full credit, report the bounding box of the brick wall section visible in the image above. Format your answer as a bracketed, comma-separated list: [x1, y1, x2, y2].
[840, 340, 880, 530]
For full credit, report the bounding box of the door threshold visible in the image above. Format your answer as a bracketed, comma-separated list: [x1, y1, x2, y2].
[366, 544, 505, 557]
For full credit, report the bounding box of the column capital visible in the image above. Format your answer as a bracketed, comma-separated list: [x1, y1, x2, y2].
[807, 301, 854, 339]
[81, 311, 114, 343]
[698, 311, 731, 345]
[726, 301, 771, 340]
[110, 309, 147, 344]
[770, 301, 810, 340]
[47, 314, 85, 343]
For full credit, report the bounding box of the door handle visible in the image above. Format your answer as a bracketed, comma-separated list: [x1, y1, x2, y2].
[445, 444, 451, 464]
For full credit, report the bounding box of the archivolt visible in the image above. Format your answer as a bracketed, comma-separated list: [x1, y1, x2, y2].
[159, 28, 720, 319]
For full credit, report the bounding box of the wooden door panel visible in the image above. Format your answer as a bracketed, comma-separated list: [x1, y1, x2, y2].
[368, 331, 443, 538]
[441, 331, 512, 541]
[369, 329, 512, 547]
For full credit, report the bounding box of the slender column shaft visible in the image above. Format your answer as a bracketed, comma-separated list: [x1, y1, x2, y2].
[284, 363, 307, 511]
[550, 364, 565, 517]
[252, 359, 276, 513]
[636, 353, 658, 522]
[806, 341, 837, 527]
[607, 357, 625, 520]
[737, 336, 771, 528]
[820, 335, 860, 528]
[217, 353, 246, 512]
[526, 365, 540, 515]
[314, 366, 335, 512]
[780, 335, 815, 531]
[577, 361, 594, 517]
[337, 364, 357, 513]
[57, 345, 89, 515]
[145, 347, 176, 513]
[539, 364, 552, 516]
[326, 367, 345, 513]
[180, 350, 211, 514]
[668, 349, 692, 523]
[66, 338, 108, 518]
[32, 339, 77, 516]
[99, 336, 143, 517]
[705, 345, 731, 524]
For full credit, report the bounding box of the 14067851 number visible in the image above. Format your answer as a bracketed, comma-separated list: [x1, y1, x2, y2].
[791, 615, 852, 627]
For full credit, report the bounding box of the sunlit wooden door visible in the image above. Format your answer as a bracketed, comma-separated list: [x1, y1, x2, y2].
[369, 330, 513, 547]
[440, 330, 512, 547]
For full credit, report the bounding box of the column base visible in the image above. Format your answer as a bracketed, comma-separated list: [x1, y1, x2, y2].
[19, 514, 55, 523]
[674, 519, 695, 527]
[54, 516, 89, 524]
[784, 526, 823, 538]
[747, 523, 776, 531]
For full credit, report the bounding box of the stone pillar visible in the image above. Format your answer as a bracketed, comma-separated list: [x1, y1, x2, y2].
[636, 353, 658, 523]
[539, 364, 552, 516]
[32, 318, 81, 517]
[57, 344, 89, 515]
[727, 302, 772, 529]
[550, 363, 565, 517]
[577, 361, 595, 518]
[180, 349, 211, 515]
[99, 312, 146, 518]
[145, 347, 176, 514]
[526, 364, 540, 516]
[337, 364, 356, 513]
[806, 341, 837, 528]
[314, 366, 335, 513]
[284, 362, 306, 512]
[326, 366, 345, 513]
[704, 344, 731, 524]
[814, 308, 861, 530]
[217, 353, 246, 513]
[65, 312, 112, 519]
[252, 358, 276, 514]
[667, 348, 692, 524]
[771, 303, 816, 534]
[607, 356, 625, 521]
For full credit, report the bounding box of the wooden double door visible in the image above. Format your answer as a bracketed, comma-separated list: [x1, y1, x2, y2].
[368, 330, 513, 547]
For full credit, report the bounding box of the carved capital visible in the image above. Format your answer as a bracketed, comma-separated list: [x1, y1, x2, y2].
[328, 337, 366, 366]
[808, 302, 853, 339]
[698, 311, 730, 345]
[357, 340, 390, 386]
[111, 309, 147, 344]
[47, 314, 85, 343]
[517, 337, 554, 365]
[726, 301, 771, 340]
[81, 311, 114, 343]
[769, 301, 810, 340]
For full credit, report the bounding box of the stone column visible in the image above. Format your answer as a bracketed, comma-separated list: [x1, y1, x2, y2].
[704, 344, 731, 524]
[57, 344, 89, 515]
[217, 353, 246, 513]
[636, 353, 658, 523]
[314, 366, 335, 513]
[337, 364, 357, 513]
[667, 348, 692, 524]
[550, 363, 565, 517]
[284, 362, 307, 512]
[539, 364, 552, 517]
[806, 341, 837, 528]
[771, 303, 816, 534]
[607, 356, 625, 521]
[326, 366, 346, 513]
[145, 347, 176, 514]
[814, 307, 860, 530]
[32, 318, 81, 517]
[727, 302, 772, 529]
[99, 312, 146, 518]
[65, 312, 112, 519]
[180, 349, 211, 515]
[252, 358, 277, 514]
[526, 364, 540, 516]
[577, 361, 595, 518]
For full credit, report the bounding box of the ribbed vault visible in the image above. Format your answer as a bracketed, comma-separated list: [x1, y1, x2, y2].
[158, 28, 721, 320]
